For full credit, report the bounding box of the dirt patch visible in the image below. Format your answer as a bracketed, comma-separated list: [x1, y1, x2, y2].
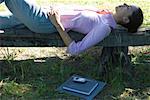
[0, 47, 69, 60]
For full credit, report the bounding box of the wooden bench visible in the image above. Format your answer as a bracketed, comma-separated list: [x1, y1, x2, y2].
[0, 26, 150, 74]
[0, 26, 150, 47]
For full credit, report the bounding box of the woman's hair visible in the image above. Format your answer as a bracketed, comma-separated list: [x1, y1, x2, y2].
[120, 7, 143, 33]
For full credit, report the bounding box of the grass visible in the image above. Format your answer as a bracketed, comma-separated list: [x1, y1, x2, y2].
[0, 0, 150, 99]
[0, 47, 149, 99]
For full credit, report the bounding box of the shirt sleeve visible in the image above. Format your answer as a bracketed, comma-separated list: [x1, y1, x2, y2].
[67, 23, 111, 55]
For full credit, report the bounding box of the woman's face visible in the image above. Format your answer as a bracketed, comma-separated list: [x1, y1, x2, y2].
[115, 3, 138, 23]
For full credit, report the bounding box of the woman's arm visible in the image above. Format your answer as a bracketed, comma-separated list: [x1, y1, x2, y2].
[48, 9, 73, 46]
[66, 24, 111, 55]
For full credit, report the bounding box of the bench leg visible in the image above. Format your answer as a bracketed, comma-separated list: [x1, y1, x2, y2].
[99, 47, 132, 80]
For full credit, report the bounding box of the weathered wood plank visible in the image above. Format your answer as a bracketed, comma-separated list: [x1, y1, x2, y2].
[0, 27, 150, 47]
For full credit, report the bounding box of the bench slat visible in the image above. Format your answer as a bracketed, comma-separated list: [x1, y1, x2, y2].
[0, 28, 150, 47]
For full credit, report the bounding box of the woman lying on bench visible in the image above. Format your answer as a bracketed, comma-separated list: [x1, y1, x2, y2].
[0, 0, 143, 55]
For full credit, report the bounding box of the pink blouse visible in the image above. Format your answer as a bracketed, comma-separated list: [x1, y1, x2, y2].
[59, 9, 117, 55]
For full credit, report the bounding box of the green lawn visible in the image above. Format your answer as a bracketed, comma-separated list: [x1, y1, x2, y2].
[1, 0, 149, 27]
[0, 0, 150, 100]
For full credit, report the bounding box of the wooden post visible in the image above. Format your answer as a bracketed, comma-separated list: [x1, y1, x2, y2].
[99, 46, 133, 80]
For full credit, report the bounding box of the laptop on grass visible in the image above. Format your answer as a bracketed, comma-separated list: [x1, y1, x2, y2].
[57, 75, 106, 100]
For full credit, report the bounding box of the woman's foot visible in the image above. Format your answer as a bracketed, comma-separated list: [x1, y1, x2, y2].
[0, 0, 4, 4]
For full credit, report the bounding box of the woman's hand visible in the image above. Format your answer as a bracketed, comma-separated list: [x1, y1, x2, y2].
[48, 8, 62, 29]
[47, 7, 72, 46]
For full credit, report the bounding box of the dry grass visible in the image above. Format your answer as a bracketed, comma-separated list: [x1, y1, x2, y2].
[0, 46, 149, 61]
[0, 47, 68, 60]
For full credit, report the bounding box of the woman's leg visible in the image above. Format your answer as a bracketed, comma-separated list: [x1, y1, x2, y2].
[4, 0, 56, 33]
[0, 11, 24, 29]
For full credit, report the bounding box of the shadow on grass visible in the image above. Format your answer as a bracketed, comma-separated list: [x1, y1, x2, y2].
[0, 54, 105, 99]
[0, 53, 149, 100]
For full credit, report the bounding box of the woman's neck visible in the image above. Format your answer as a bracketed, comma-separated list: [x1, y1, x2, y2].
[112, 13, 121, 24]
